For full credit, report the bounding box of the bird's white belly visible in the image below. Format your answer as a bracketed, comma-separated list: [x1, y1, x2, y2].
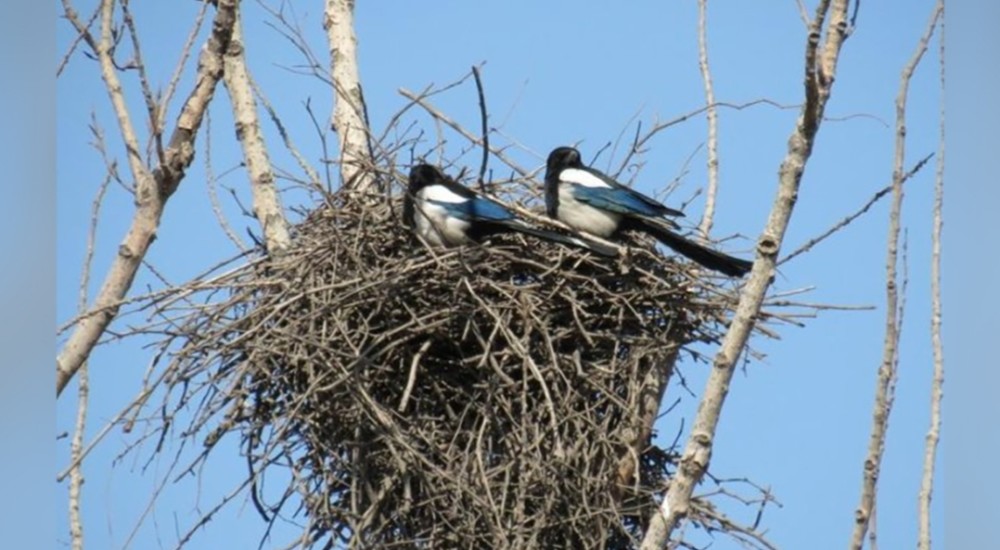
[413, 203, 471, 247]
[558, 186, 620, 238]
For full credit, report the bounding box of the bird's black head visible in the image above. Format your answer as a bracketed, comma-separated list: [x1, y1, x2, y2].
[546, 146, 583, 174]
[408, 164, 447, 192]
[543, 146, 583, 218]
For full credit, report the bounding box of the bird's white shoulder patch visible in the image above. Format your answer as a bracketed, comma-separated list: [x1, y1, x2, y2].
[419, 184, 467, 203]
[560, 168, 610, 189]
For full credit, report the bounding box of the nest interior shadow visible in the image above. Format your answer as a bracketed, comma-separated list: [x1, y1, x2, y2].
[171, 184, 741, 549]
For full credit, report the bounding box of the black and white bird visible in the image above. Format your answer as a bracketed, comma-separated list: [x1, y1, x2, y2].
[404, 164, 617, 256]
[544, 146, 752, 277]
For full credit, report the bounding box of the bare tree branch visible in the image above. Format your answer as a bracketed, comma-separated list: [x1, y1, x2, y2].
[222, 4, 292, 255]
[779, 152, 933, 266]
[639, 2, 853, 547]
[203, 111, 248, 251]
[918, 3, 945, 549]
[696, 0, 720, 238]
[472, 64, 491, 193]
[57, 0, 100, 77]
[158, 0, 210, 141]
[399, 87, 533, 178]
[68, 170, 111, 550]
[849, 4, 941, 548]
[324, 0, 377, 193]
[56, 0, 238, 397]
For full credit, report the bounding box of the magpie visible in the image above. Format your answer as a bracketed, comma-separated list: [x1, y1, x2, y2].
[544, 146, 753, 277]
[404, 163, 617, 256]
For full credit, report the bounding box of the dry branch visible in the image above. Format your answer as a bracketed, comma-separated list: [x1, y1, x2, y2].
[56, 0, 239, 397]
[640, 2, 853, 547]
[779, 152, 933, 266]
[918, 5, 945, 549]
[849, 5, 941, 547]
[696, 0, 720, 238]
[222, 5, 292, 254]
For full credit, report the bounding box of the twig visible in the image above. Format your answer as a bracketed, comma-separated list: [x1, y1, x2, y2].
[615, 98, 797, 177]
[398, 341, 431, 412]
[779, 152, 933, 265]
[918, 3, 945, 549]
[120, 0, 164, 164]
[849, 5, 941, 548]
[250, 74, 323, 191]
[794, 0, 811, 28]
[696, 0, 720, 238]
[68, 166, 110, 550]
[57, 0, 101, 77]
[204, 111, 247, 250]
[159, 0, 210, 145]
[399, 87, 533, 178]
[471, 64, 490, 193]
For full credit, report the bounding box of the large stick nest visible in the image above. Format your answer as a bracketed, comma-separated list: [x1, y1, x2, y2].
[162, 176, 744, 549]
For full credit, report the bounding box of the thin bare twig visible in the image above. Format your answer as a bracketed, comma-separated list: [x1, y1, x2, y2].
[68, 169, 111, 550]
[159, 0, 210, 140]
[472, 64, 491, 193]
[399, 87, 534, 179]
[696, 0, 720, 238]
[849, 5, 941, 548]
[779, 152, 933, 265]
[918, 3, 945, 548]
[204, 111, 247, 251]
[57, 0, 100, 76]
[250, 74, 324, 191]
[120, 0, 165, 164]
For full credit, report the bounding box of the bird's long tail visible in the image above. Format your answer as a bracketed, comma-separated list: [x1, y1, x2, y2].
[506, 221, 619, 257]
[630, 219, 753, 277]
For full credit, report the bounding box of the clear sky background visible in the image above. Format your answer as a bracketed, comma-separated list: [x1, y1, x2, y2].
[53, 1, 970, 548]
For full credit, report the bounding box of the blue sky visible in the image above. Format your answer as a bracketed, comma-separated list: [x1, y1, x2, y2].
[56, 1, 949, 548]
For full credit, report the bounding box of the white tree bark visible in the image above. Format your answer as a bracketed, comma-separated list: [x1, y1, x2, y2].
[324, 0, 377, 193]
[918, 8, 945, 550]
[222, 7, 291, 255]
[640, 1, 852, 547]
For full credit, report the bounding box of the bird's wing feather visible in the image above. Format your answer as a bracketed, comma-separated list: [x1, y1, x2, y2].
[560, 167, 683, 218]
[423, 184, 513, 223]
[570, 183, 668, 218]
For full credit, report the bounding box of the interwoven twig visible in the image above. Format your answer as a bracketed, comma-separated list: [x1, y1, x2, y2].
[151, 164, 755, 548]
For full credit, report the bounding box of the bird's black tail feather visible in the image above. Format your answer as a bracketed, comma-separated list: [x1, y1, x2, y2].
[504, 221, 619, 258]
[630, 219, 753, 277]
